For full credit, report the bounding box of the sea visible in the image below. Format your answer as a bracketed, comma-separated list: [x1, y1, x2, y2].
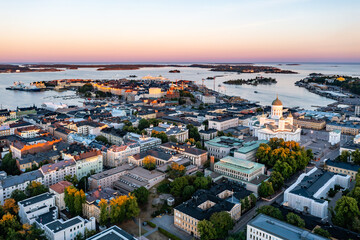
[0, 63, 359, 110]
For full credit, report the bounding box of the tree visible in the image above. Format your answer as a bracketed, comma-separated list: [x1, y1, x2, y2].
[209, 211, 234, 239]
[109, 195, 128, 223]
[339, 150, 351, 162]
[352, 149, 360, 165]
[249, 193, 257, 207]
[257, 205, 283, 220]
[286, 213, 305, 228]
[125, 195, 140, 219]
[313, 227, 331, 239]
[0, 153, 21, 175]
[269, 171, 284, 191]
[151, 131, 168, 143]
[95, 135, 109, 145]
[273, 161, 293, 179]
[170, 177, 189, 197]
[258, 181, 274, 198]
[132, 187, 149, 205]
[243, 197, 250, 210]
[169, 135, 178, 143]
[143, 156, 156, 170]
[198, 220, 217, 240]
[168, 162, 186, 179]
[10, 190, 27, 203]
[138, 119, 150, 131]
[333, 196, 360, 229]
[182, 185, 195, 200]
[99, 199, 108, 226]
[217, 131, 225, 137]
[74, 190, 85, 215]
[194, 177, 211, 190]
[187, 124, 200, 141]
[64, 186, 85, 216]
[25, 181, 48, 197]
[3, 199, 19, 215]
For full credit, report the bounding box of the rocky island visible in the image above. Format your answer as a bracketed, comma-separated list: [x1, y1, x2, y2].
[224, 77, 277, 86]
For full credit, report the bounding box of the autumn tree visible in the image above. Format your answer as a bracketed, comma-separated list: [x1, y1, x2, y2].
[99, 199, 109, 226]
[143, 156, 156, 170]
[168, 162, 186, 178]
[3, 199, 19, 215]
[25, 181, 48, 197]
[64, 186, 85, 216]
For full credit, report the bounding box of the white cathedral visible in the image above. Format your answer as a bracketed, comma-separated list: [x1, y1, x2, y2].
[252, 96, 301, 142]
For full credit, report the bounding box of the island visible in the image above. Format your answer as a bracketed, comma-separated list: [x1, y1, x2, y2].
[169, 69, 180, 73]
[189, 64, 298, 74]
[224, 77, 277, 86]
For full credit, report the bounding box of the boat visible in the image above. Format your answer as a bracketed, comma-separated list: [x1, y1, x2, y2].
[254, 91, 258, 93]
[128, 75, 137, 78]
[6, 81, 41, 92]
[206, 77, 215, 80]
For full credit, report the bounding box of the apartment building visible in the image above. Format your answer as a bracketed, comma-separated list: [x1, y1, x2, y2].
[105, 143, 140, 167]
[124, 132, 161, 152]
[40, 160, 77, 187]
[208, 116, 239, 131]
[325, 159, 360, 181]
[100, 127, 126, 145]
[145, 123, 189, 143]
[159, 142, 208, 166]
[49, 181, 73, 211]
[326, 121, 360, 135]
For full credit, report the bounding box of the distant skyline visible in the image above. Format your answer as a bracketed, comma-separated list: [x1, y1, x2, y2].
[1, 0, 359, 63]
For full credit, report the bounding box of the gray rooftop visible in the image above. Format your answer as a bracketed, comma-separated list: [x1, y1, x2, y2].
[19, 192, 54, 207]
[1, 170, 43, 189]
[87, 225, 136, 240]
[46, 216, 83, 233]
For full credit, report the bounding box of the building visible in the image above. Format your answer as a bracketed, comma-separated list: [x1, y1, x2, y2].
[204, 136, 244, 159]
[284, 167, 350, 219]
[326, 121, 360, 135]
[128, 149, 179, 166]
[83, 188, 119, 222]
[355, 105, 360, 116]
[87, 225, 137, 240]
[49, 181, 73, 210]
[293, 117, 326, 130]
[247, 214, 327, 240]
[199, 129, 217, 141]
[145, 123, 189, 143]
[233, 140, 268, 161]
[201, 94, 216, 104]
[325, 160, 360, 181]
[40, 160, 77, 187]
[329, 129, 341, 145]
[100, 127, 126, 145]
[159, 142, 208, 166]
[0, 170, 44, 204]
[63, 144, 103, 178]
[214, 156, 267, 192]
[208, 116, 239, 131]
[124, 132, 161, 152]
[44, 216, 96, 240]
[88, 164, 135, 190]
[105, 143, 140, 167]
[174, 182, 245, 238]
[252, 96, 301, 142]
[18, 192, 57, 224]
[75, 120, 107, 136]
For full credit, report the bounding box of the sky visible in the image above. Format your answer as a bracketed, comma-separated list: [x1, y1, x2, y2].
[0, 0, 359, 63]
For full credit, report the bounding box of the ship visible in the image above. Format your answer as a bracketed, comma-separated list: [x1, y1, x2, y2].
[6, 81, 41, 92]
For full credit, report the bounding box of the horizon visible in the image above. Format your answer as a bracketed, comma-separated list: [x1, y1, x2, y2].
[1, 0, 359, 62]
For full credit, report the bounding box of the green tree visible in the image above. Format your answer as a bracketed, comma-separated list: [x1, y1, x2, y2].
[339, 150, 351, 162]
[125, 196, 140, 219]
[25, 181, 48, 197]
[286, 213, 305, 228]
[243, 197, 250, 210]
[169, 135, 178, 143]
[99, 199, 109, 226]
[194, 177, 211, 190]
[210, 211, 234, 239]
[151, 131, 168, 143]
[198, 220, 217, 240]
[352, 149, 360, 165]
[182, 185, 195, 200]
[269, 171, 284, 191]
[0, 153, 21, 175]
[249, 193, 257, 207]
[217, 131, 225, 137]
[333, 196, 360, 229]
[132, 187, 149, 205]
[273, 161, 293, 179]
[257, 205, 283, 220]
[187, 124, 200, 141]
[95, 135, 109, 144]
[10, 190, 27, 203]
[258, 181, 274, 198]
[170, 177, 189, 197]
[313, 227, 331, 239]
[138, 119, 150, 131]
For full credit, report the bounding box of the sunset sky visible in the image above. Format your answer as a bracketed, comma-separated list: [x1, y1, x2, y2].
[0, 0, 359, 63]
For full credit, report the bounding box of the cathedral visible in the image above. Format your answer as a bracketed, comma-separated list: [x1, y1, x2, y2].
[252, 96, 301, 142]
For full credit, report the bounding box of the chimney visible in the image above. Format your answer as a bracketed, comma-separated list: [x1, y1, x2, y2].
[210, 156, 215, 171]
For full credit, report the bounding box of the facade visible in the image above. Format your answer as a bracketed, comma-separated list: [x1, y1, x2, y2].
[284, 167, 350, 219]
[159, 142, 208, 166]
[49, 181, 73, 210]
[326, 121, 360, 135]
[208, 116, 239, 131]
[247, 214, 327, 240]
[204, 136, 243, 159]
[252, 96, 301, 142]
[75, 120, 106, 136]
[40, 160, 77, 187]
[145, 123, 189, 143]
[100, 127, 126, 145]
[18, 192, 57, 224]
[87, 225, 137, 240]
[44, 216, 96, 240]
[293, 117, 326, 130]
[0, 170, 44, 204]
[201, 94, 216, 104]
[199, 129, 217, 141]
[233, 140, 268, 161]
[124, 132, 161, 152]
[128, 149, 178, 166]
[105, 143, 140, 167]
[88, 164, 134, 190]
[174, 183, 244, 238]
[325, 160, 360, 181]
[329, 129, 341, 145]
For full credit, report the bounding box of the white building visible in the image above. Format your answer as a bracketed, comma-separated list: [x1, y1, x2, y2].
[18, 192, 57, 224]
[87, 225, 137, 240]
[44, 216, 96, 240]
[252, 96, 301, 142]
[204, 136, 243, 159]
[124, 132, 162, 152]
[201, 94, 216, 104]
[329, 129, 341, 145]
[208, 116, 239, 131]
[106, 143, 140, 167]
[284, 167, 350, 219]
[49, 181, 73, 211]
[145, 123, 189, 143]
[0, 170, 44, 204]
[40, 160, 77, 187]
[247, 214, 328, 240]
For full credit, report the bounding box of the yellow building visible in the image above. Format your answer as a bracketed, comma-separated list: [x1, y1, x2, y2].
[325, 160, 360, 181]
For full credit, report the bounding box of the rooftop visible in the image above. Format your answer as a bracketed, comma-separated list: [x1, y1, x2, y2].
[87, 225, 136, 240]
[19, 192, 54, 207]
